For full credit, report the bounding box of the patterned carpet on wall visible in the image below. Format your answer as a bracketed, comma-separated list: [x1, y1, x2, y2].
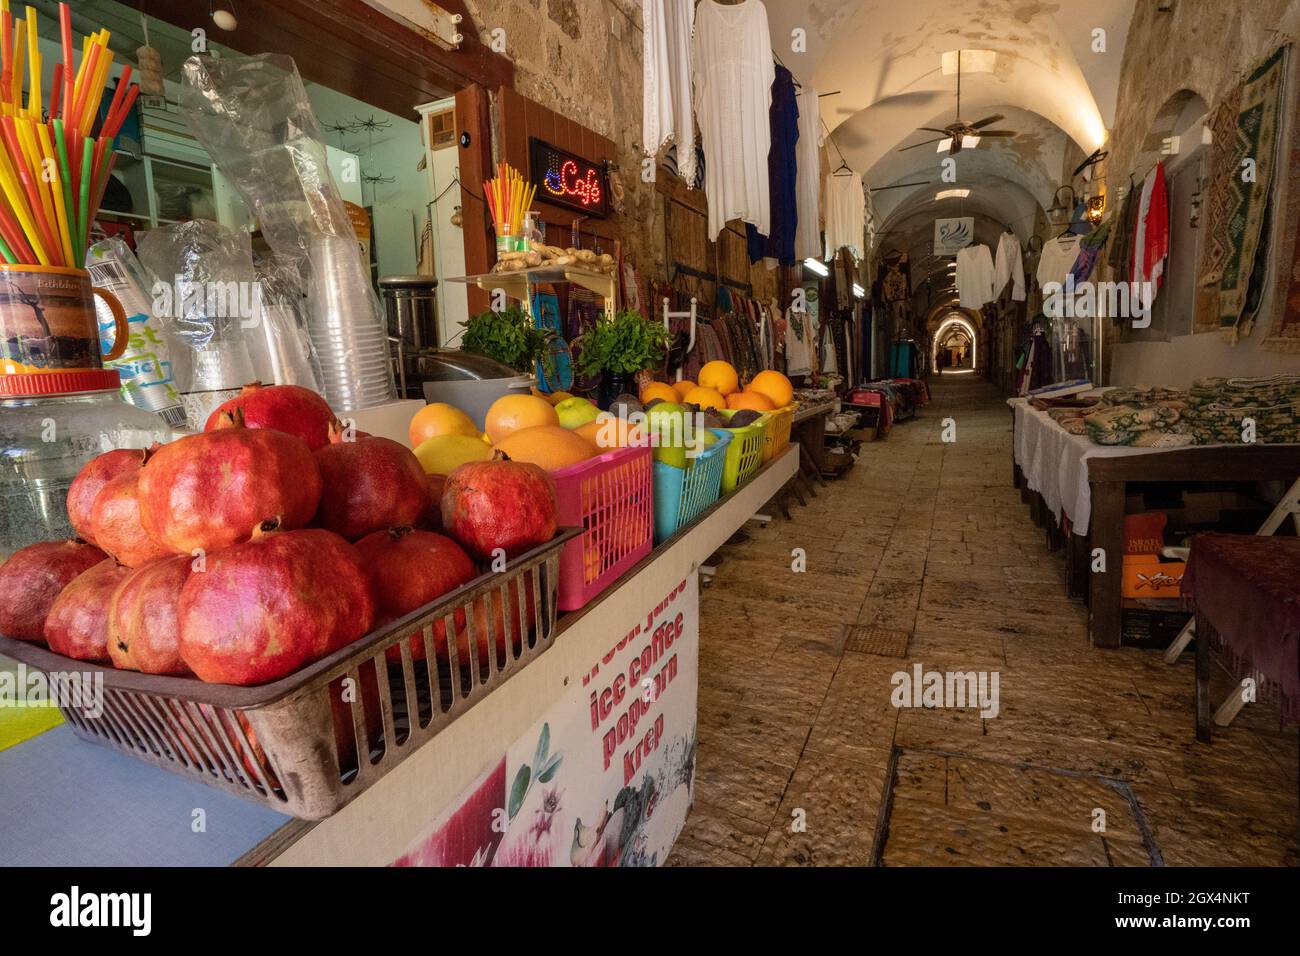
[1193, 90, 1244, 334]
[1217, 45, 1287, 343]
[1263, 45, 1300, 353]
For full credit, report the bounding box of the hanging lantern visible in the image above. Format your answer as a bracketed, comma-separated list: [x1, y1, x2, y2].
[451, 205, 462, 228]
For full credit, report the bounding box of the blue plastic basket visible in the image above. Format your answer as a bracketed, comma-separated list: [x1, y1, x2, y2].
[652, 429, 731, 543]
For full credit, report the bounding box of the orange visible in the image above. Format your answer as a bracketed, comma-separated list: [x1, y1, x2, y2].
[671, 379, 696, 401]
[698, 360, 739, 396]
[484, 394, 560, 444]
[639, 381, 679, 406]
[746, 370, 794, 408]
[726, 390, 776, 412]
[408, 402, 480, 447]
[682, 386, 726, 411]
[494, 425, 595, 471]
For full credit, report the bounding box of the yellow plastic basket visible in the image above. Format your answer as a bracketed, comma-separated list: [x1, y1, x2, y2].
[762, 402, 797, 462]
[718, 410, 770, 493]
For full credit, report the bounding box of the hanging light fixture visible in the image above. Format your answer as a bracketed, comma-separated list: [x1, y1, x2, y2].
[211, 2, 238, 31]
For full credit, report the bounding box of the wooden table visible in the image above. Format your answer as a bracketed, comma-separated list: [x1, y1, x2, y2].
[1009, 400, 1300, 649]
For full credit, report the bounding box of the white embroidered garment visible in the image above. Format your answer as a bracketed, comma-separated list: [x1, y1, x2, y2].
[641, 0, 696, 186]
[823, 171, 865, 260]
[793, 85, 823, 260]
[994, 230, 1025, 301]
[956, 243, 995, 309]
[692, 0, 775, 239]
[1036, 235, 1083, 289]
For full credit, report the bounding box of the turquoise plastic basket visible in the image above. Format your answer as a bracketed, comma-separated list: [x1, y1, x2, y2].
[652, 428, 730, 543]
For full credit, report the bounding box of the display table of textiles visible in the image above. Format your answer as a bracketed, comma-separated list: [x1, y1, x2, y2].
[1009, 390, 1300, 650]
[1181, 533, 1300, 741]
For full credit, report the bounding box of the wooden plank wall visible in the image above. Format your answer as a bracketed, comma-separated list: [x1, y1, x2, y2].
[658, 172, 757, 308]
[497, 87, 620, 252]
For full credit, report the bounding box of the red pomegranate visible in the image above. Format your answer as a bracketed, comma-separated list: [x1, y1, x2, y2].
[66, 448, 145, 545]
[90, 465, 172, 568]
[205, 382, 337, 450]
[313, 425, 430, 541]
[354, 527, 477, 663]
[137, 413, 322, 554]
[44, 559, 132, 662]
[107, 555, 193, 675]
[0, 540, 108, 640]
[178, 524, 374, 685]
[421, 473, 446, 532]
[441, 455, 557, 561]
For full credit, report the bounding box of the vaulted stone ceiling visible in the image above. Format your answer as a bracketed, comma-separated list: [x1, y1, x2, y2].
[764, 0, 1137, 286]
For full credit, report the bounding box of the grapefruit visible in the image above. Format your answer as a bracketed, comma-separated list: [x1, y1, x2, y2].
[727, 390, 776, 412]
[639, 382, 679, 406]
[682, 386, 726, 411]
[409, 402, 480, 447]
[413, 434, 495, 475]
[495, 425, 596, 471]
[485, 394, 560, 444]
[698, 360, 739, 396]
[747, 370, 794, 408]
[671, 380, 696, 401]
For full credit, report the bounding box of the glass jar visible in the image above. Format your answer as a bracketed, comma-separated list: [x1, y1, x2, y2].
[1, 371, 175, 557]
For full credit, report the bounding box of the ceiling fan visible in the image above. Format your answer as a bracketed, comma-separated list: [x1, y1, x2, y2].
[898, 51, 1018, 155]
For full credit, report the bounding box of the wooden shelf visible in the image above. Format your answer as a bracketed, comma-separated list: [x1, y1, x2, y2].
[442, 265, 618, 316]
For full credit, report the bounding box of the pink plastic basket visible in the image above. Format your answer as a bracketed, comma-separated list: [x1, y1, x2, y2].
[553, 443, 654, 611]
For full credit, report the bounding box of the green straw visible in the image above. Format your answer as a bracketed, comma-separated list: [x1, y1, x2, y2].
[52, 119, 77, 263]
[77, 137, 93, 268]
[0, 232, 16, 264]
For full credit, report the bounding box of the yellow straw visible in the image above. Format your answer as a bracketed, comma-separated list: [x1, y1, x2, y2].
[23, 5, 36, 118]
[11, 19, 23, 113]
[0, 148, 49, 265]
[37, 123, 73, 265]
[16, 119, 59, 263]
[81, 43, 113, 136]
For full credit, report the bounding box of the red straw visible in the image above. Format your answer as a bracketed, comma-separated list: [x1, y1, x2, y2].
[87, 150, 117, 237]
[100, 66, 132, 134]
[104, 84, 139, 141]
[50, 63, 64, 117]
[60, 3, 74, 123]
[70, 42, 101, 134]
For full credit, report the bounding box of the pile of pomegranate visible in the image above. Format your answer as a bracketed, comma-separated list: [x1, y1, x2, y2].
[0, 382, 559, 687]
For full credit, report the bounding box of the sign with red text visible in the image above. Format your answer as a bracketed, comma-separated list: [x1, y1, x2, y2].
[391, 575, 698, 867]
[529, 137, 610, 217]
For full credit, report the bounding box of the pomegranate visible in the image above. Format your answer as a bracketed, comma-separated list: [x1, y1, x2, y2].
[137, 413, 322, 554]
[205, 382, 337, 450]
[65, 448, 145, 545]
[441, 454, 557, 561]
[354, 527, 477, 663]
[44, 559, 132, 662]
[90, 466, 172, 568]
[178, 524, 374, 685]
[313, 425, 430, 541]
[107, 555, 192, 675]
[0, 540, 108, 640]
[421, 473, 447, 532]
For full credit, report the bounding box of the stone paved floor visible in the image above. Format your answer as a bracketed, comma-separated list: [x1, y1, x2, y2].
[667, 373, 1299, 867]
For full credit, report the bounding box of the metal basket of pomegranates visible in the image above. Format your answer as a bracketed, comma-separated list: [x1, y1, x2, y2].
[0, 528, 579, 821]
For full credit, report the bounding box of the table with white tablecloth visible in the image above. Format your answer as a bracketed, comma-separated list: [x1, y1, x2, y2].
[1008, 397, 1300, 648]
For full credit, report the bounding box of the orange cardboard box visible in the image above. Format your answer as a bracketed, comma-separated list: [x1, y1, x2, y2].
[1121, 553, 1186, 600]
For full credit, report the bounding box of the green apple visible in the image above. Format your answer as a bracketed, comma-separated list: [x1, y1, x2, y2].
[555, 396, 601, 430]
[648, 402, 687, 469]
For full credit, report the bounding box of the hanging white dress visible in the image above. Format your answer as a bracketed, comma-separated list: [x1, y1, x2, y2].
[993, 230, 1025, 301]
[692, 0, 775, 239]
[956, 243, 995, 309]
[641, 0, 697, 186]
[793, 85, 823, 260]
[823, 172, 865, 260]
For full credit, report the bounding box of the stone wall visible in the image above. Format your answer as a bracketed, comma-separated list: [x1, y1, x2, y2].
[1102, 0, 1300, 384]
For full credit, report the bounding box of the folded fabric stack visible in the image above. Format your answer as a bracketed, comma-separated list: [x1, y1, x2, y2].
[1184, 375, 1300, 445]
[1046, 406, 1092, 436]
[1084, 400, 1196, 447]
[1099, 385, 1187, 407]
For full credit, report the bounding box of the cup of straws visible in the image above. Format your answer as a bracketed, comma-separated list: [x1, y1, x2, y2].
[484, 162, 536, 257]
[0, 2, 139, 377]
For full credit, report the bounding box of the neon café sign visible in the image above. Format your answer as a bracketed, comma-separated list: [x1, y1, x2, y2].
[529, 137, 610, 217]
